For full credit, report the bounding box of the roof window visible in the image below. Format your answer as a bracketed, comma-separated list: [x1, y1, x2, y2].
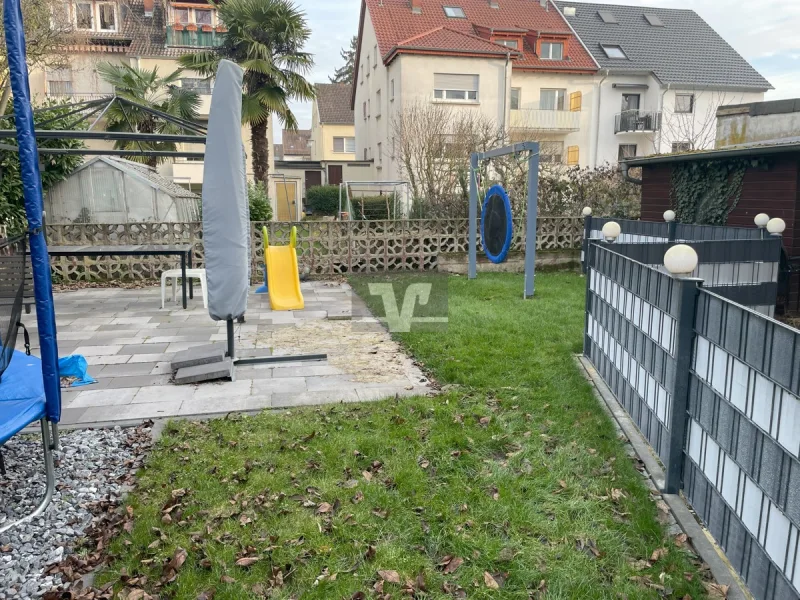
[601, 44, 627, 59]
[598, 10, 617, 24]
[644, 13, 664, 26]
[443, 6, 466, 18]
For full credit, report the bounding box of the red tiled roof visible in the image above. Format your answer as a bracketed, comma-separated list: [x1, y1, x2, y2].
[363, 0, 598, 72]
[388, 26, 516, 59]
[282, 129, 312, 156]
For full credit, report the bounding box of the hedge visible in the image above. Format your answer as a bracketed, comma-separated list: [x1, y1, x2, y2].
[305, 185, 340, 215]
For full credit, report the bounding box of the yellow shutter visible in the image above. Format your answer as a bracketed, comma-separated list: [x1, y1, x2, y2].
[567, 145, 579, 165]
[569, 91, 582, 111]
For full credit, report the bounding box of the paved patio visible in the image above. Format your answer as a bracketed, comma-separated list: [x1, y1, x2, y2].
[24, 281, 432, 427]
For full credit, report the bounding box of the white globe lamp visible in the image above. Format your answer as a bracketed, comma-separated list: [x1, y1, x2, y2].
[754, 213, 770, 228]
[582, 206, 592, 217]
[602, 221, 621, 242]
[766, 218, 786, 236]
[663, 210, 676, 222]
[664, 244, 698, 277]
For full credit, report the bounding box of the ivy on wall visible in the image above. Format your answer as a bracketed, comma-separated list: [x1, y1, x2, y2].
[669, 158, 768, 225]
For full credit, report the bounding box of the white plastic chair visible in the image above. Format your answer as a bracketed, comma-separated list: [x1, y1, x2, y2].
[161, 268, 208, 308]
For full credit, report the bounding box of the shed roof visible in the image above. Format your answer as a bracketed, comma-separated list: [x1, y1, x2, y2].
[555, 1, 771, 90]
[69, 157, 200, 198]
[624, 141, 800, 167]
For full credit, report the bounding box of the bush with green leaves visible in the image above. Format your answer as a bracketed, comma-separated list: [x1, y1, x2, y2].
[0, 100, 86, 233]
[349, 194, 398, 220]
[305, 185, 340, 216]
[247, 180, 273, 221]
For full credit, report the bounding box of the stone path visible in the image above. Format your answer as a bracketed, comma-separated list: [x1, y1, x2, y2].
[23, 281, 431, 427]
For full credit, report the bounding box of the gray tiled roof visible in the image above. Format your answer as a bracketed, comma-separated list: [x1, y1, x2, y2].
[315, 84, 354, 125]
[556, 2, 772, 90]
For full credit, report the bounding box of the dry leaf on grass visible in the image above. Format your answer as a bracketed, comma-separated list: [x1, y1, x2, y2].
[483, 571, 501, 590]
[378, 570, 401, 584]
[438, 555, 464, 574]
[703, 582, 730, 598]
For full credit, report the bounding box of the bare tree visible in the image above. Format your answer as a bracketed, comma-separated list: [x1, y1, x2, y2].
[654, 89, 742, 153]
[0, 0, 74, 112]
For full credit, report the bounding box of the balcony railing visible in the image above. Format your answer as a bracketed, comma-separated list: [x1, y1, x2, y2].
[510, 108, 580, 132]
[166, 25, 224, 48]
[45, 92, 111, 102]
[614, 110, 661, 133]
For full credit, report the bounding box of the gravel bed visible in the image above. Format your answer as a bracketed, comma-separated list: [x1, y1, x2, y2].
[0, 424, 152, 599]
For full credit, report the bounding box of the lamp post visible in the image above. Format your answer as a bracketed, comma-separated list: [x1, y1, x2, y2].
[766, 217, 786, 237]
[664, 209, 676, 241]
[602, 221, 621, 243]
[754, 213, 770, 239]
[664, 244, 698, 278]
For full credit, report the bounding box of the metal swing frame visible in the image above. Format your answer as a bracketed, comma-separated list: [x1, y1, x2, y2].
[468, 141, 541, 299]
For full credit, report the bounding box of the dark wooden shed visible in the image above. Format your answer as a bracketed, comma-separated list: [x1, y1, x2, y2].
[626, 143, 800, 312]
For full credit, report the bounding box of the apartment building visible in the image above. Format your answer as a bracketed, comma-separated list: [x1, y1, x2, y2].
[29, 0, 274, 202]
[352, 0, 771, 182]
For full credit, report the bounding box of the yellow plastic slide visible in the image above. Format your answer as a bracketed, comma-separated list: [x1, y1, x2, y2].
[262, 226, 304, 311]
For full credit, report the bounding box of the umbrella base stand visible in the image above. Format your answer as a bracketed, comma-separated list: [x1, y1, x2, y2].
[171, 318, 326, 384]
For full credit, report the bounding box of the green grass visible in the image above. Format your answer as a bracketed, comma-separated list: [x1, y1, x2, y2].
[99, 272, 707, 599]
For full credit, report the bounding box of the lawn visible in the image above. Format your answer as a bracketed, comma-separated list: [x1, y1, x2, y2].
[97, 272, 708, 599]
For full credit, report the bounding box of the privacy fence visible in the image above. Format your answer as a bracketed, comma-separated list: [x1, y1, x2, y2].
[582, 217, 786, 317]
[45, 217, 583, 281]
[584, 241, 800, 600]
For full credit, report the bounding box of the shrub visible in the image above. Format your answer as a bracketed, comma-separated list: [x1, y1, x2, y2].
[248, 181, 273, 221]
[349, 194, 397, 220]
[306, 185, 340, 216]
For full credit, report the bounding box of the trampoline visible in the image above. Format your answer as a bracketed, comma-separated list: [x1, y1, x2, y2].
[480, 184, 513, 264]
[0, 0, 62, 533]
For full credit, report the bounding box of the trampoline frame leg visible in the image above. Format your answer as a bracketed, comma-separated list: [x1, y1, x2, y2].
[0, 419, 56, 533]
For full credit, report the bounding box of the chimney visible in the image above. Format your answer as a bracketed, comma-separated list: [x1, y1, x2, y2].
[143, 0, 154, 17]
[411, 0, 422, 14]
[489, 0, 499, 7]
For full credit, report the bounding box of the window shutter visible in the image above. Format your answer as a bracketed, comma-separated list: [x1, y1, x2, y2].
[567, 145, 579, 165]
[333, 137, 344, 152]
[569, 91, 582, 112]
[433, 73, 479, 90]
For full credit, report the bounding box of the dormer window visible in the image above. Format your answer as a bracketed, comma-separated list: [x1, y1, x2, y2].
[496, 39, 518, 49]
[170, 4, 218, 28]
[601, 44, 627, 59]
[443, 6, 466, 18]
[73, 1, 117, 32]
[540, 41, 563, 60]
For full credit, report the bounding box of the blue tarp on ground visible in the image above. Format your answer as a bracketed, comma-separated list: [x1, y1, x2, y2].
[58, 355, 96, 387]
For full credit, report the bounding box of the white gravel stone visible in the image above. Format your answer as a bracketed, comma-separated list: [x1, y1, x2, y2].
[0, 425, 151, 598]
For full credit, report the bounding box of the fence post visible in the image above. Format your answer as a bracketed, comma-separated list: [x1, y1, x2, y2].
[582, 240, 595, 356]
[581, 214, 592, 274]
[667, 221, 677, 242]
[663, 275, 701, 494]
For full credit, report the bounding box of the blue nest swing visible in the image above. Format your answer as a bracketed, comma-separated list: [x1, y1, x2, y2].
[480, 184, 513, 264]
[0, 0, 62, 533]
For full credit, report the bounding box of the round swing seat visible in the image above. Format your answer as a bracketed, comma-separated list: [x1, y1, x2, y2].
[480, 184, 513, 264]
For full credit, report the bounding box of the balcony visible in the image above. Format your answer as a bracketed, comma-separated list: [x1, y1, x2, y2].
[510, 108, 580, 132]
[45, 92, 111, 102]
[615, 110, 661, 134]
[166, 25, 224, 48]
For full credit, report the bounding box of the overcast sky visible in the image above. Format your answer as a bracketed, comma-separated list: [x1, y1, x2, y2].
[276, 0, 799, 142]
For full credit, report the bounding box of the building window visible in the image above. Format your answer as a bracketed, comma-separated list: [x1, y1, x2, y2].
[377, 142, 382, 164]
[540, 141, 564, 164]
[496, 39, 518, 49]
[540, 42, 563, 60]
[390, 79, 395, 101]
[373, 45, 377, 67]
[601, 44, 627, 59]
[375, 89, 381, 117]
[363, 101, 367, 120]
[510, 87, 521, 110]
[672, 142, 692, 153]
[366, 56, 370, 77]
[181, 78, 212, 94]
[443, 6, 466, 18]
[46, 69, 73, 96]
[433, 73, 479, 102]
[333, 137, 356, 153]
[391, 136, 396, 158]
[540, 89, 566, 110]
[195, 9, 212, 25]
[360, 64, 363, 84]
[75, 1, 93, 29]
[174, 6, 190, 24]
[368, 99, 371, 117]
[97, 2, 116, 30]
[618, 144, 637, 161]
[675, 93, 694, 114]
[364, 148, 368, 161]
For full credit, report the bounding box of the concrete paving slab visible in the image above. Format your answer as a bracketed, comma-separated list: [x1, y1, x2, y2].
[133, 385, 195, 404]
[86, 355, 131, 366]
[70, 387, 139, 408]
[171, 343, 226, 370]
[106, 375, 172, 389]
[79, 400, 183, 423]
[305, 375, 356, 392]
[251, 376, 307, 395]
[175, 358, 233, 384]
[192, 379, 253, 401]
[99, 362, 159, 377]
[271, 389, 359, 408]
[121, 343, 170, 354]
[75, 345, 123, 356]
[128, 353, 175, 364]
[179, 394, 249, 415]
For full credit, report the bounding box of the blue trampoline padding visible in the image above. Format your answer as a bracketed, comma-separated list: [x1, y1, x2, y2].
[0, 350, 46, 445]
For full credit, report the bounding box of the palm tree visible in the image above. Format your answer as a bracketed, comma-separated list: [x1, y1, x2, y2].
[97, 63, 201, 168]
[179, 0, 314, 183]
